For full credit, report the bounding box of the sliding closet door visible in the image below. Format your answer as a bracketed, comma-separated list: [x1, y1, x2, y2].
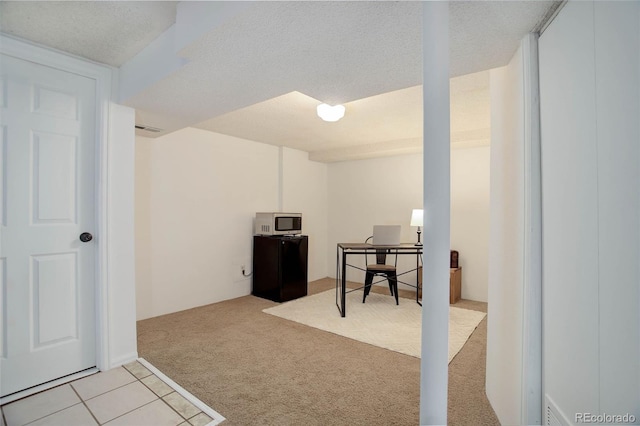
[539, 1, 639, 422]
[539, 1, 600, 418]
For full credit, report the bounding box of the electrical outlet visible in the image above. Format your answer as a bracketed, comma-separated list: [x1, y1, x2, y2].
[233, 258, 251, 282]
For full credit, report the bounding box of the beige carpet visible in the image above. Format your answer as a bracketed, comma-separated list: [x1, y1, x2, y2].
[263, 289, 486, 362]
[137, 278, 500, 425]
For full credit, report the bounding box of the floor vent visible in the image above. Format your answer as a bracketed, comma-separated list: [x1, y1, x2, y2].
[545, 395, 570, 426]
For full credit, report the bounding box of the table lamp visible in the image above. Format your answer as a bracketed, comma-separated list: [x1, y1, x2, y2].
[410, 209, 423, 246]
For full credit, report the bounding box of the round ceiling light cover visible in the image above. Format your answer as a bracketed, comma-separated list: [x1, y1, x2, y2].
[317, 103, 345, 122]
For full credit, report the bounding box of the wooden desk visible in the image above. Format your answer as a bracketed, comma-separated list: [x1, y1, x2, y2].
[418, 267, 462, 304]
[336, 243, 422, 317]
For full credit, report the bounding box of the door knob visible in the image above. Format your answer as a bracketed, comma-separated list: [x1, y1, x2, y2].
[79, 232, 93, 243]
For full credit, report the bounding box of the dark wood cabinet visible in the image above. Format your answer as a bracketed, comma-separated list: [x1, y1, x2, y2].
[252, 235, 308, 302]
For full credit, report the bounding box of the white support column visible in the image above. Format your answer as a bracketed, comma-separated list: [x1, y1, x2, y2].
[420, 2, 450, 425]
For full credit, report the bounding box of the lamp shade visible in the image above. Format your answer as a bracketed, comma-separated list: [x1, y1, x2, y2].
[410, 209, 423, 227]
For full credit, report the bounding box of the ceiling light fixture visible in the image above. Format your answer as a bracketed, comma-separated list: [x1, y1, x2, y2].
[316, 103, 345, 122]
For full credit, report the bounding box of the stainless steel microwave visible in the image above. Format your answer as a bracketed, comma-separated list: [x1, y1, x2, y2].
[255, 212, 302, 235]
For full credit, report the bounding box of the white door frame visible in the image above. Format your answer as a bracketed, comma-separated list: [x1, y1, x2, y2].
[1, 34, 113, 376]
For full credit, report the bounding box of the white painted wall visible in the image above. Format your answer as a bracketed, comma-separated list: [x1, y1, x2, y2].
[135, 128, 279, 320]
[486, 55, 525, 426]
[136, 134, 490, 319]
[134, 136, 153, 321]
[451, 145, 490, 302]
[486, 33, 543, 425]
[106, 103, 138, 367]
[326, 154, 424, 290]
[135, 129, 329, 320]
[281, 147, 328, 282]
[539, 1, 639, 422]
[326, 149, 490, 302]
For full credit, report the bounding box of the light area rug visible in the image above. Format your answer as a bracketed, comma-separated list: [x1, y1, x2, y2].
[263, 289, 486, 362]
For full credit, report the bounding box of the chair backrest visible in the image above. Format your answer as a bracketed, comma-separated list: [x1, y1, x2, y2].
[375, 250, 387, 265]
[365, 225, 401, 265]
[365, 236, 385, 264]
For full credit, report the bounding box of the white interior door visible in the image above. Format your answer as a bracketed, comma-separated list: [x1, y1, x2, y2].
[0, 54, 97, 397]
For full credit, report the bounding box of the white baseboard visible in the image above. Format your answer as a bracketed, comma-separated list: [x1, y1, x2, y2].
[108, 351, 139, 370]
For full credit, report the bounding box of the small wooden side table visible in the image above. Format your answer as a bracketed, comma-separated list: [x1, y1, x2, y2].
[418, 267, 462, 304]
[449, 267, 462, 304]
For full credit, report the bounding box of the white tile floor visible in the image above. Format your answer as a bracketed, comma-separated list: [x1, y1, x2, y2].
[1, 360, 223, 426]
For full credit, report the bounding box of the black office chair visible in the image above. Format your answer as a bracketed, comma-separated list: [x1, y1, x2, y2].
[363, 236, 399, 305]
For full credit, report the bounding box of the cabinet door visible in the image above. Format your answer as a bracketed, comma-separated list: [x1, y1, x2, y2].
[280, 237, 308, 302]
[252, 236, 280, 301]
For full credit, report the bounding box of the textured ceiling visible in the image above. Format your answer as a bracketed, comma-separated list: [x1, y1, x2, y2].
[0, 1, 559, 162]
[196, 70, 490, 162]
[0, 1, 177, 67]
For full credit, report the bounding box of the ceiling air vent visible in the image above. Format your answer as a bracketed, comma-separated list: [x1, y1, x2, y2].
[135, 124, 163, 133]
